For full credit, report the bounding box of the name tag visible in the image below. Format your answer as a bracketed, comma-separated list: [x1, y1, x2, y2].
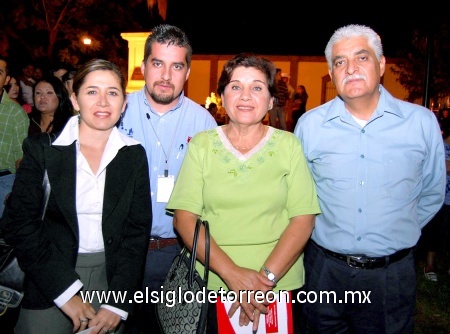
[157, 175, 175, 202]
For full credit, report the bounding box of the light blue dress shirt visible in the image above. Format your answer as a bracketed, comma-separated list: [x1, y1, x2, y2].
[294, 85, 445, 256]
[444, 142, 450, 205]
[119, 87, 217, 238]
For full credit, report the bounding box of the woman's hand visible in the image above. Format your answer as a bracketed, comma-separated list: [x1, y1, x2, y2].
[172, 210, 276, 332]
[224, 266, 274, 327]
[60, 294, 96, 333]
[86, 308, 121, 334]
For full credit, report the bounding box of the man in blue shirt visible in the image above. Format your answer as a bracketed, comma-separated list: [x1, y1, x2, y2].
[119, 24, 217, 333]
[294, 24, 445, 333]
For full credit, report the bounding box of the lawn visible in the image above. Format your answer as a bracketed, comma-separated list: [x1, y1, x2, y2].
[414, 247, 450, 333]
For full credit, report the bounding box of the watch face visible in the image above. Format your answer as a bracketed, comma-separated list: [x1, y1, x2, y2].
[268, 273, 275, 281]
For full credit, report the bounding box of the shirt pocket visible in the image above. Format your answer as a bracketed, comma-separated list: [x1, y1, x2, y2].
[383, 152, 422, 200]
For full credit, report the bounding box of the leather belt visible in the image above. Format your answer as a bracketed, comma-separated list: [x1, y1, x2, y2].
[314, 241, 412, 269]
[0, 169, 12, 177]
[148, 237, 179, 250]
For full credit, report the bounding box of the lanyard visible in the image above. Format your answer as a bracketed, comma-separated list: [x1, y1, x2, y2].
[146, 111, 182, 177]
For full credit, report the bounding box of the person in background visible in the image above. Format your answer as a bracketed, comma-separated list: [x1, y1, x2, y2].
[28, 76, 73, 136]
[167, 52, 321, 333]
[33, 65, 44, 82]
[291, 84, 308, 129]
[0, 56, 30, 216]
[420, 124, 450, 282]
[207, 102, 218, 119]
[268, 68, 288, 130]
[118, 24, 217, 334]
[282, 72, 295, 100]
[18, 62, 35, 106]
[0, 55, 30, 334]
[0, 58, 152, 334]
[437, 108, 450, 134]
[5, 73, 32, 113]
[52, 62, 74, 82]
[294, 24, 445, 333]
[62, 69, 77, 97]
[281, 73, 295, 130]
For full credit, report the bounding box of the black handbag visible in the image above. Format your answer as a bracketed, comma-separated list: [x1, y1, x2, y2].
[157, 219, 210, 334]
[0, 167, 51, 315]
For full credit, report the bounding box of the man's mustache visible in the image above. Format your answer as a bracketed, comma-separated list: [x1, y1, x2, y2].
[342, 74, 366, 85]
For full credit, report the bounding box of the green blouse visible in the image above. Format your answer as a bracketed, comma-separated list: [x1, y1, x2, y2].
[167, 126, 321, 292]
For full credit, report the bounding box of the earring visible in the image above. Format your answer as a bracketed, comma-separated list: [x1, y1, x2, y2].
[77, 114, 81, 124]
[268, 105, 273, 110]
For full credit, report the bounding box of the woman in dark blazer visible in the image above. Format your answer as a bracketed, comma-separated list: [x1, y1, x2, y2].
[1, 59, 152, 334]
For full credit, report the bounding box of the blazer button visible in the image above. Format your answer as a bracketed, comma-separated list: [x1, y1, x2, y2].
[107, 238, 113, 245]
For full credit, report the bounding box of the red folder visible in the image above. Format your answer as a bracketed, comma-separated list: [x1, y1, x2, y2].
[217, 291, 293, 334]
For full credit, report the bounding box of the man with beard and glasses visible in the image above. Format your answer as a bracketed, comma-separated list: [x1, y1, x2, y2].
[294, 24, 445, 333]
[118, 24, 217, 334]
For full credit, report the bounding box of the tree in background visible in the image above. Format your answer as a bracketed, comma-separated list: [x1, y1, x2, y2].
[0, 0, 151, 76]
[147, 0, 167, 20]
[390, 22, 450, 108]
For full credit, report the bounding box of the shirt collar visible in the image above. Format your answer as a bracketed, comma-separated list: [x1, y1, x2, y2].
[323, 85, 404, 125]
[53, 115, 140, 148]
[0, 89, 10, 104]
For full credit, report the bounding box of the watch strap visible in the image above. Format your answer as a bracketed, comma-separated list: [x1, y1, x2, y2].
[261, 266, 277, 284]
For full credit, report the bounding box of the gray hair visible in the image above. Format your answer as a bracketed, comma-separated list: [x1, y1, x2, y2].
[324, 24, 383, 70]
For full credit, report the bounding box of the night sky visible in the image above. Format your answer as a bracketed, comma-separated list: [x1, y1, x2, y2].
[163, 2, 442, 58]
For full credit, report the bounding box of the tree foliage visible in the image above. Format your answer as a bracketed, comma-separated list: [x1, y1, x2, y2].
[0, 0, 151, 76]
[390, 22, 450, 107]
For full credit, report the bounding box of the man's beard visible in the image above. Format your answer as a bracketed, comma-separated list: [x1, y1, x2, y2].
[149, 82, 182, 105]
[150, 91, 178, 105]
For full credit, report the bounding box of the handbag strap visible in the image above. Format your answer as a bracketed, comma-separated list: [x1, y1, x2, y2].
[39, 132, 53, 220]
[40, 170, 50, 220]
[189, 219, 210, 288]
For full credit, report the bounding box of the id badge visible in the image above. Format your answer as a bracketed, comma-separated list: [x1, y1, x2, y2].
[157, 175, 175, 202]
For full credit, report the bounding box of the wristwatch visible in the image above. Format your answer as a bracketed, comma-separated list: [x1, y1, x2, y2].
[261, 266, 277, 285]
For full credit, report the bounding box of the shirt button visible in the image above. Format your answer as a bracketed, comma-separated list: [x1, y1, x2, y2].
[360, 154, 365, 158]
[358, 208, 362, 213]
[357, 237, 361, 241]
[360, 181, 364, 185]
[361, 129, 365, 133]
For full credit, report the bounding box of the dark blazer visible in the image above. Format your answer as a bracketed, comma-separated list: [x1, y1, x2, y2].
[1, 132, 151, 314]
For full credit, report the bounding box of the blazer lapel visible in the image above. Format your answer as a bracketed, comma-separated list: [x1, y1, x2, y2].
[103, 147, 132, 223]
[44, 143, 78, 236]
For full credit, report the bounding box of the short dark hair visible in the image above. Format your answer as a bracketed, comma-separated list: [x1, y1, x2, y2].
[143, 24, 193, 67]
[0, 55, 9, 74]
[217, 53, 277, 98]
[62, 69, 77, 83]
